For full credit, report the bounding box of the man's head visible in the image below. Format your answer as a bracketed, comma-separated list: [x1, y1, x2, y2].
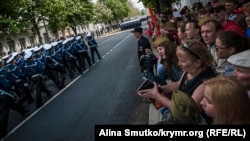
[210, 5, 227, 24]
[227, 49, 250, 90]
[24, 51, 33, 61]
[225, 0, 238, 13]
[132, 27, 143, 39]
[201, 19, 222, 45]
[210, 0, 220, 7]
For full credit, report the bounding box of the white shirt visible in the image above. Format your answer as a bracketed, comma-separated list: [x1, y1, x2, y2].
[207, 44, 227, 74]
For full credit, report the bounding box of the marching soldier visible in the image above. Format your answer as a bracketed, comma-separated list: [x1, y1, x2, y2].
[33, 45, 57, 85]
[0, 58, 28, 118]
[44, 42, 67, 89]
[0, 57, 22, 99]
[57, 40, 69, 73]
[23, 51, 52, 109]
[15, 51, 25, 68]
[62, 38, 82, 79]
[6, 53, 34, 105]
[74, 36, 92, 70]
[86, 32, 101, 64]
[0, 88, 28, 139]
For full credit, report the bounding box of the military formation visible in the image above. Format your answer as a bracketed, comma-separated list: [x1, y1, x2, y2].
[0, 32, 101, 109]
[0, 32, 102, 139]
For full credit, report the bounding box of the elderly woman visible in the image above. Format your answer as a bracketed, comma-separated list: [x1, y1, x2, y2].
[138, 40, 216, 124]
[201, 76, 250, 124]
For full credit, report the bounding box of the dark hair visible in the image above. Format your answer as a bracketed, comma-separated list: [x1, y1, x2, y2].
[180, 6, 190, 15]
[198, 7, 209, 15]
[226, 0, 238, 5]
[216, 31, 248, 53]
[158, 41, 180, 81]
[178, 21, 187, 34]
[186, 20, 200, 29]
[234, 14, 247, 30]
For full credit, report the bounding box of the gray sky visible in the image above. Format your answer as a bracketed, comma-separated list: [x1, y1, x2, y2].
[129, 0, 145, 10]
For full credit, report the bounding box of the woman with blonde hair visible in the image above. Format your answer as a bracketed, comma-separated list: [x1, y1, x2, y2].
[201, 76, 250, 124]
[138, 40, 216, 124]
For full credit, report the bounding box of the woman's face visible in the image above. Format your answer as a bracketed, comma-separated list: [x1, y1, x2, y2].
[245, 12, 250, 27]
[215, 38, 234, 59]
[177, 27, 184, 40]
[157, 46, 166, 59]
[177, 49, 200, 73]
[200, 86, 216, 118]
[185, 23, 197, 40]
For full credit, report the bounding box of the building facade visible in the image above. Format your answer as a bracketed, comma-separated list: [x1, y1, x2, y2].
[0, 22, 96, 57]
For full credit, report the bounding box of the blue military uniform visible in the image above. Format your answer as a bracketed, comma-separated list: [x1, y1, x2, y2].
[0, 65, 12, 91]
[23, 51, 51, 109]
[57, 41, 69, 71]
[45, 42, 67, 89]
[74, 36, 92, 69]
[6, 56, 34, 105]
[86, 32, 101, 63]
[0, 58, 28, 138]
[62, 38, 82, 78]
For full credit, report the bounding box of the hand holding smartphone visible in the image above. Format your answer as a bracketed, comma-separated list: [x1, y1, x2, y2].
[137, 79, 163, 93]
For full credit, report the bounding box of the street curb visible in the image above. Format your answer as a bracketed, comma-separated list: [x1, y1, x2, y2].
[148, 103, 162, 125]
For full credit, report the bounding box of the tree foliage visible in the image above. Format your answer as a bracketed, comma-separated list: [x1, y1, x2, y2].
[139, 0, 180, 14]
[138, 0, 181, 9]
[103, 0, 130, 22]
[93, 2, 113, 24]
[0, 0, 131, 42]
[127, 1, 142, 17]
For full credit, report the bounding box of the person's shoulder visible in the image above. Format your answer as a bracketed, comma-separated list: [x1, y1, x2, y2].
[141, 35, 150, 40]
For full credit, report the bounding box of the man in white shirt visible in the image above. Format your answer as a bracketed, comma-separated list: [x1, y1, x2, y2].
[200, 18, 227, 74]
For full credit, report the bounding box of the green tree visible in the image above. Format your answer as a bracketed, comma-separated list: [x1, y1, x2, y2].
[0, 0, 94, 42]
[103, 0, 130, 23]
[139, 0, 180, 14]
[42, 0, 68, 35]
[19, 0, 46, 44]
[0, 0, 32, 34]
[93, 2, 113, 24]
[64, 0, 93, 35]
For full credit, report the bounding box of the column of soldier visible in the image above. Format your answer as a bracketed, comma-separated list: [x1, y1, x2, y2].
[0, 33, 95, 116]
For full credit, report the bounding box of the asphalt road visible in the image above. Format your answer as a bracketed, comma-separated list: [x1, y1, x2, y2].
[2, 29, 149, 141]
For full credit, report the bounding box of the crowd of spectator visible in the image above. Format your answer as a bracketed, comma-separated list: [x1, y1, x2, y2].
[136, 0, 250, 125]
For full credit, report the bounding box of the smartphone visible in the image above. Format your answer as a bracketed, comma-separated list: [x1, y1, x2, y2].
[137, 80, 155, 91]
[137, 80, 163, 93]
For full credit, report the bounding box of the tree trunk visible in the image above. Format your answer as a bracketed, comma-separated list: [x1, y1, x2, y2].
[29, 11, 43, 45]
[71, 26, 77, 36]
[33, 20, 43, 45]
